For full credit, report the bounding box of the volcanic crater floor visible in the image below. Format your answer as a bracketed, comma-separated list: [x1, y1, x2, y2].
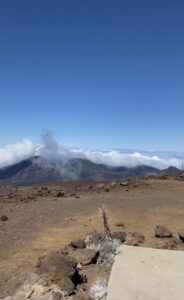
[1, 178, 184, 297]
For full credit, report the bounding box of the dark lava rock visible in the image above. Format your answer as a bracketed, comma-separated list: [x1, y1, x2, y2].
[112, 231, 126, 243]
[155, 225, 173, 238]
[39, 251, 77, 295]
[1, 215, 8, 221]
[178, 229, 184, 243]
[56, 191, 65, 197]
[131, 232, 145, 244]
[71, 239, 86, 249]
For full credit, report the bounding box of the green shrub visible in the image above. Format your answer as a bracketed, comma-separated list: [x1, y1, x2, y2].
[158, 173, 168, 180]
[104, 185, 110, 192]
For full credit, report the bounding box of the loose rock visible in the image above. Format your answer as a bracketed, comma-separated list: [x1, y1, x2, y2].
[62, 244, 75, 255]
[69, 249, 99, 265]
[1, 215, 8, 221]
[2, 272, 63, 300]
[131, 232, 145, 243]
[112, 231, 126, 243]
[114, 222, 124, 227]
[56, 191, 65, 197]
[120, 181, 128, 186]
[38, 251, 77, 295]
[155, 225, 173, 238]
[71, 239, 86, 249]
[148, 237, 182, 250]
[178, 229, 184, 243]
[124, 236, 138, 246]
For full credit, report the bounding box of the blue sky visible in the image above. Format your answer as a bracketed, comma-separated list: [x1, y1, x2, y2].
[0, 0, 184, 151]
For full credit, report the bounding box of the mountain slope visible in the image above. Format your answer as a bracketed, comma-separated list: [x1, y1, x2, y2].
[0, 157, 180, 185]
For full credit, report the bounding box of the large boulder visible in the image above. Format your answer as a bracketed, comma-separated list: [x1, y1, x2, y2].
[38, 251, 77, 295]
[2, 272, 62, 300]
[69, 249, 99, 265]
[155, 225, 173, 238]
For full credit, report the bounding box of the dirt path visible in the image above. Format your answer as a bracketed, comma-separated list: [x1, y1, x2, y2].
[1, 179, 184, 297]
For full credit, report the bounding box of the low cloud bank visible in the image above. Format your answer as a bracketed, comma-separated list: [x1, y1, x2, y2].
[71, 149, 184, 170]
[0, 139, 36, 169]
[0, 132, 183, 171]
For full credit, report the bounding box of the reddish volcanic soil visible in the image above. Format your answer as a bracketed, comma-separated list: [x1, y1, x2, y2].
[1, 178, 184, 297]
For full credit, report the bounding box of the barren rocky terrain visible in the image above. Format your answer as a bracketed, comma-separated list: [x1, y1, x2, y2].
[1, 177, 184, 298]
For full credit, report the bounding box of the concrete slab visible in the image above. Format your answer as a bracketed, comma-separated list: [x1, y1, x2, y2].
[107, 246, 184, 300]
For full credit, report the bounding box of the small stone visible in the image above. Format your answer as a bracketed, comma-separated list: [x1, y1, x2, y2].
[1, 215, 8, 221]
[74, 292, 93, 300]
[62, 244, 75, 255]
[178, 229, 184, 243]
[120, 181, 128, 186]
[69, 249, 98, 265]
[112, 231, 126, 243]
[124, 236, 138, 246]
[155, 225, 173, 238]
[71, 239, 86, 249]
[114, 222, 124, 227]
[69, 192, 76, 197]
[131, 232, 145, 243]
[56, 191, 65, 197]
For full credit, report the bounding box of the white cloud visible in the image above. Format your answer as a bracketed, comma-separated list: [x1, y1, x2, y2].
[0, 139, 37, 169]
[70, 149, 184, 169]
[0, 133, 183, 171]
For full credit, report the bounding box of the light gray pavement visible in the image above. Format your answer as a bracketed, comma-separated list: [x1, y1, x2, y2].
[107, 245, 184, 300]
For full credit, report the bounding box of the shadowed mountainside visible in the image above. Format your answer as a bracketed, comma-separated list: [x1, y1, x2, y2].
[0, 157, 180, 186]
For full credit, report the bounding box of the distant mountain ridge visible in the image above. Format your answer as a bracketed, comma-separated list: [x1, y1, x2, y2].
[0, 157, 180, 186]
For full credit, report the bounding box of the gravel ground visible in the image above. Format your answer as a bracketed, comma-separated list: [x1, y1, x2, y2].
[1, 178, 184, 297]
